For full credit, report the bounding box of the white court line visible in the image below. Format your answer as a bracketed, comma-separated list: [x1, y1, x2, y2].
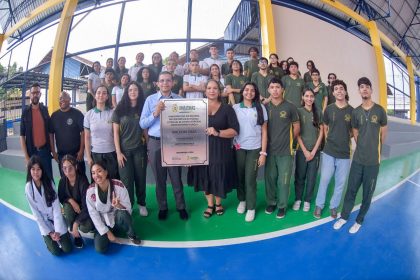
[2, 168, 419, 249]
[407, 180, 420, 188]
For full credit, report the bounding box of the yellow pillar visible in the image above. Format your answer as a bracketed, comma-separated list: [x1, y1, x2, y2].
[367, 21, 387, 109]
[406, 57, 417, 124]
[0, 34, 4, 53]
[258, 0, 277, 58]
[48, 0, 78, 114]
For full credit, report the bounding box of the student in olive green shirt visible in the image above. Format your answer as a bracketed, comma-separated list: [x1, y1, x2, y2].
[268, 53, 284, 79]
[264, 77, 300, 219]
[244, 46, 260, 81]
[314, 79, 353, 219]
[334, 77, 387, 234]
[306, 69, 328, 114]
[293, 88, 323, 213]
[225, 60, 247, 105]
[221, 48, 235, 78]
[281, 61, 305, 108]
[303, 60, 316, 84]
[112, 81, 148, 217]
[251, 57, 273, 105]
[136, 66, 156, 98]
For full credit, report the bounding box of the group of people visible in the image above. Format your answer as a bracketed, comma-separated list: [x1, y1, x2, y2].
[19, 45, 387, 256]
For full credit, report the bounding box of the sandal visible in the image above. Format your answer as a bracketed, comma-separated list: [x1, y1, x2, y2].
[203, 205, 214, 218]
[215, 204, 224, 216]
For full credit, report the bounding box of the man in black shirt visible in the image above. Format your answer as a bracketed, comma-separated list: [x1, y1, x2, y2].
[50, 91, 85, 176]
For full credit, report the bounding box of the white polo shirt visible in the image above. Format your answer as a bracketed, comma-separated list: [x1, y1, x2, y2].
[233, 103, 268, 150]
[112, 86, 124, 104]
[202, 56, 223, 70]
[183, 74, 208, 98]
[84, 107, 115, 153]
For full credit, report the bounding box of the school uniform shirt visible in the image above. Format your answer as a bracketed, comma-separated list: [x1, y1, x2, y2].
[233, 102, 268, 150]
[351, 103, 387, 165]
[323, 103, 353, 159]
[297, 107, 322, 151]
[251, 72, 274, 99]
[88, 72, 102, 93]
[202, 57, 223, 71]
[128, 63, 145, 82]
[84, 107, 115, 153]
[183, 74, 207, 98]
[281, 75, 305, 108]
[268, 66, 284, 79]
[86, 179, 132, 236]
[111, 107, 142, 152]
[162, 64, 184, 77]
[306, 81, 328, 113]
[265, 100, 299, 156]
[244, 59, 259, 81]
[112, 86, 124, 105]
[25, 181, 67, 236]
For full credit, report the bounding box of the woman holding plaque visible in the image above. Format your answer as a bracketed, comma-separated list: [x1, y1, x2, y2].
[233, 82, 268, 222]
[188, 79, 240, 218]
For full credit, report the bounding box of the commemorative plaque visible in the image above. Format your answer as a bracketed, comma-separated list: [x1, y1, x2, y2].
[160, 98, 209, 166]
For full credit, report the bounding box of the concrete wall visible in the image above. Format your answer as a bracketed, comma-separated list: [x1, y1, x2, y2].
[272, 5, 380, 106]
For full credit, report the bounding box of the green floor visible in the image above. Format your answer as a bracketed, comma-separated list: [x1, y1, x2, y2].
[1, 150, 420, 242]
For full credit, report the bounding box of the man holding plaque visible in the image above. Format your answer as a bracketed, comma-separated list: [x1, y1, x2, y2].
[140, 71, 188, 221]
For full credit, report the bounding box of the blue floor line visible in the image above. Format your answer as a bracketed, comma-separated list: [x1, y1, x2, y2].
[0, 177, 419, 280]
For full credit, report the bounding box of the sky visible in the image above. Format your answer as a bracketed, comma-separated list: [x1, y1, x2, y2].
[1, 0, 241, 69]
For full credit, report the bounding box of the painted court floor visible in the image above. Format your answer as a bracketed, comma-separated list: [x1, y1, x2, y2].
[0, 154, 419, 279]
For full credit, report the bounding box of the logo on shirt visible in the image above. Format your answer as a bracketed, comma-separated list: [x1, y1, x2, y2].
[371, 115, 378, 123]
[280, 111, 287, 118]
[91, 193, 96, 202]
[240, 80, 245, 85]
[172, 104, 178, 113]
[66, 118, 73, 126]
[344, 114, 351, 122]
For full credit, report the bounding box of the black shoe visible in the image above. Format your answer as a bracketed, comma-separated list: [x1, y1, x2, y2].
[74, 237, 84, 249]
[178, 209, 189, 220]
[276, 208, 286, 219]
[265, 205, 276, 214]
[158, 209, 168, 220]
[128, 234, 141, 245]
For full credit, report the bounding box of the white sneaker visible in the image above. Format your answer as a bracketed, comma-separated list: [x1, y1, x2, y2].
[292, 200, 301, 211]
[303, 202, 310, 212]
[237, 201, 246, 214]
[349, 222, 362, 234]
[245, 209, 255, 222]
[333, 218, 347, 230]
[139, 206, 148, 217]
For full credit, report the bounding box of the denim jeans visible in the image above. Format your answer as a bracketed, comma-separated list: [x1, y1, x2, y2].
[315, 152, 350, 209]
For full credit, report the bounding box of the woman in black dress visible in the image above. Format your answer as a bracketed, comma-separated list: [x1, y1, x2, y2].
[188, 79, 240, 217]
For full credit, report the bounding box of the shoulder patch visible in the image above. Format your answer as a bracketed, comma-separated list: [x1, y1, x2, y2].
[90, 193, 96, 202]
[112, 179, 126, 189]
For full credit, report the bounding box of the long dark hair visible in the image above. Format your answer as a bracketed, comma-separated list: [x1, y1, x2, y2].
[302, 88, 320, 128]
[61, 154, 84, 177]
[136, 66, 155, 84]
[230, 59, 243, 74]
[239, 82, 265, 125]
[114, 81, 145, 118]
[269, 53, 281, 68]
[209, 64, 221, 80]
[26, 155, 57, 207]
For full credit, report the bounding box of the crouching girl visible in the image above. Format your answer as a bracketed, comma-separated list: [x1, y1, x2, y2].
[86, 161, 140, 253]
[25, 155, 72, 255]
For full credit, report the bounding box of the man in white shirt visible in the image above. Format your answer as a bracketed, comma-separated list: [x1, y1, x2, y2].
[183, 60, 207, 98]
[128, 52, 145, 81]
[202, 45, 223, 76]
